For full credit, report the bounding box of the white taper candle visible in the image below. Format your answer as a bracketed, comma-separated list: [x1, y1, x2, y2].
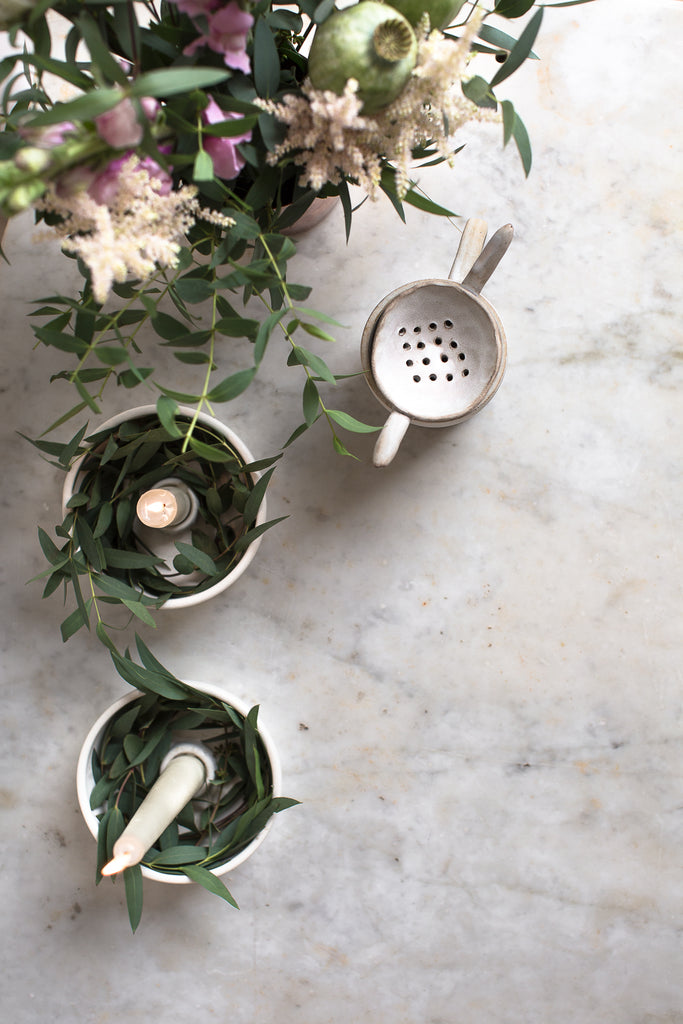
[101, 743, 215, 876]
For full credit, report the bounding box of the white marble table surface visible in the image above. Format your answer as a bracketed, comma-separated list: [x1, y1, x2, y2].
[1, 1, 682, 1021]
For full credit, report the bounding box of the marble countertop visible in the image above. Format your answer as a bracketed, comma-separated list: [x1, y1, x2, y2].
[1, 1, 682, 1021]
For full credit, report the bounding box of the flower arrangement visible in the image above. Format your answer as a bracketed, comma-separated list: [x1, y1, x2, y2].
[2, 0, 595, 927]
[0, 0, 595, 648]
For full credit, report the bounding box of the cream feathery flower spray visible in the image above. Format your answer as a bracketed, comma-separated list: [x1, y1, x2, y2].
[36, 157, 233, 304]
[258, 7, 490, 199]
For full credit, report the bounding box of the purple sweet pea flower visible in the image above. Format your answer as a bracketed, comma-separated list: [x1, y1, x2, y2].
[209, 3, 253, 72]
[55, 165, 97, 198]
[19, 121, 76, 148]
[184, 2, 253, 74]
[88, 153, 172, 205]
[94, 96, 160, 149]
[139, 97, 161, 122]
[202, 96, 251, 180]
[172, 0, 219, 15]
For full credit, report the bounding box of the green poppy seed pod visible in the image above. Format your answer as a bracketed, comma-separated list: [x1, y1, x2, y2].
[308, 2, 418, 115]
[388, 0, 467, 31]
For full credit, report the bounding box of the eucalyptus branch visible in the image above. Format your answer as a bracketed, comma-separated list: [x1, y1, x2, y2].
[67, 266, 179, 386]
[257, 232, 346, 447]
[179, 252, 219, 454]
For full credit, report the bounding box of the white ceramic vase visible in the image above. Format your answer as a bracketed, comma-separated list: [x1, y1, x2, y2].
[76, 681, 283, 884]
[61, 404, 266, 610]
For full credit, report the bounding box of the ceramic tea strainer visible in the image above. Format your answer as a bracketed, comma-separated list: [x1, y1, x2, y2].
[361, 217, 513, 466]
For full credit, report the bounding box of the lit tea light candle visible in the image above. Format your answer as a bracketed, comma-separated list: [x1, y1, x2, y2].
[101, 742, 216, 876]
[136, 478, 196, 530]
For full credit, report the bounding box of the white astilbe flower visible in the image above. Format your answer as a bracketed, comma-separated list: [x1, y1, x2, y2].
[258, 10, 490, 198]
[35, 157, 234, 304]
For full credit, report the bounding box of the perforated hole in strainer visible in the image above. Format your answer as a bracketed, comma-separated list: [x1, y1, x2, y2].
[400, 319, 470, 383]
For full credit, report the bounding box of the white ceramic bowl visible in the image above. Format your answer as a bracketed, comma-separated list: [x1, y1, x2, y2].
[76, 682, 282, 884]
[61, 405, 266, 609]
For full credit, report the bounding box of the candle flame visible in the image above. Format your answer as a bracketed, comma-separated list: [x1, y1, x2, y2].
[101, 851, 136, 876]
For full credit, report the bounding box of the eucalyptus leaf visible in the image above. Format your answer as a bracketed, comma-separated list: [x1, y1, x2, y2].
[20, 53, 93, 90]
[37, 527, 64, 564]
[243, 467, 274, 527]
[131, 67, 230, 97]
[253, 18, 280, 98]
[24, 87, 122, 126]
[326, 410, 381, 434]
[96, 808, 113, 884]
[123, 864, 144, 933]
[193, 149, 214, 182]
[34, 325, 89, 355]
[60, 601, 91, 642]
[303, 378, 319, 426]
[255, 309, 286, 367]
[110, 651, 188, 699]
[402, 189, 458, 219]
[462, 75, 497, 110]
[288, 346, 336, 385]
[42, 570, 66, 598]
[202, 115, 259, 137]
[490, 8, 543, 87]
[122, 598, 158, 627]
[174, 542, 218, 576]
[75, 13, 129, 86]
[148, 845, 209, 867]
[66, 494, 90, 508]
[135, 634, 184, 681]
[150, 313, 190, 342]
[111, 704, 142, 741]
[494, 0, 535, 16]
[174, 276, 215, 304]
[123, 733, 145, 763]
[181, 864, 239, 908]
[100, 549, 164, 569]
[478, 24, 538, 59]
[300, 321, 336, 344]
[233, 515, 288, 553]
[89, 773, 115, 810]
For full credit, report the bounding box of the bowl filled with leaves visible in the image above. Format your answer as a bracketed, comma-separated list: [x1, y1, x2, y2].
[29, 402, 283, 645]
[76, 641, 299, 930]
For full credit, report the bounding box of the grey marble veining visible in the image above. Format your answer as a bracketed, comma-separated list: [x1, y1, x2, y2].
[1, 1, 682, 1021]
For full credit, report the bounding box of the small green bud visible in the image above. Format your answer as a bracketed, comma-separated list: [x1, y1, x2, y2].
[5, 179, 46, 213]
[0, 160, 22, 188]
[14, 146, 52, 174]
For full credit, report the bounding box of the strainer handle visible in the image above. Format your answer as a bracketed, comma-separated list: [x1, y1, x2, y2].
[448, 218, 487, 283]
[461, 224, 514, 294]
[373, 411, 410, 467]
